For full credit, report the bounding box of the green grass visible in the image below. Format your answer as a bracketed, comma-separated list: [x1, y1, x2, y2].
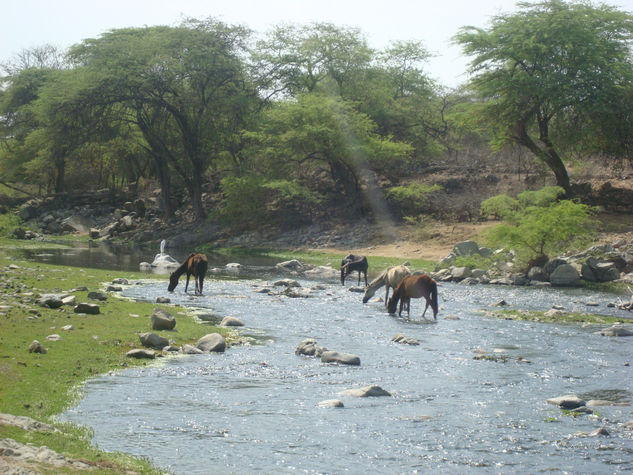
[483, 308, 624, 325]
[205, 246, 436, 274]
[0, 250, 232, 473]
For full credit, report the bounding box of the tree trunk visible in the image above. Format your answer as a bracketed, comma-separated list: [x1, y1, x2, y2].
[155, 159, 173, 221]
[514, 123, 571, 195]
[54, 153, 65, 193]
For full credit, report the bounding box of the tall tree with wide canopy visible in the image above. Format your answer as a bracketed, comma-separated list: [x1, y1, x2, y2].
[454, 0, 633, 194]
[69, 18, 257, 220]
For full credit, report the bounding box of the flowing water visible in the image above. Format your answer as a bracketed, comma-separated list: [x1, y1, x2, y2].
[56, 262, 633, 474]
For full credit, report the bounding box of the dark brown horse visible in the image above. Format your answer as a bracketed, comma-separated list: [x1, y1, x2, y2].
[340, 254, 368, 286]
[387, 274, 438, 320]
[168, 253, 208, 295]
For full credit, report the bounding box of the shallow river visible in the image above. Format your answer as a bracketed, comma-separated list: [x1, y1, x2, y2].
[60, 264, 633, 474]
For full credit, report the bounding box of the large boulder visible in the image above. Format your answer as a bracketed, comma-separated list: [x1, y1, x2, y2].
[581, 258, 620, 282]
[452, 240, 480, 257]
[197, 333, 226, 353]
[549, 264, 581, 287]
[37, 294, 64, 309]
[151, 308, 176, 330]
[138, 332, 169, 350]
[543, 258, 566, 278]
[74, 303, 100, 314]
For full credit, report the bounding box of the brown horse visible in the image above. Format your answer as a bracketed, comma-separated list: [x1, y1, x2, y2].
[340, 254, 368, 286]
[387, 274, 438, 320]
[168, 253, 208, 295]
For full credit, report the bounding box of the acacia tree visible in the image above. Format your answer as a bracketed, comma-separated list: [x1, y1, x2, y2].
[69, 18, 258, 220]
[454, 0, 633, 194]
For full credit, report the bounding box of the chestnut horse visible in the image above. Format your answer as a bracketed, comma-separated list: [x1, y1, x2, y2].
[340, 254, 368, 286]
[362, 265, 411, 304]
[387, 274, 438, 320]
[168, 253, 208, 295]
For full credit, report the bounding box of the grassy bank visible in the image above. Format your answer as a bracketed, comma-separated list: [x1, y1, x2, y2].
[0, 247, 232, 474]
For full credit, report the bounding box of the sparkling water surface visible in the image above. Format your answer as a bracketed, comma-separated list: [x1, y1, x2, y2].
[61, 270, 633, 474]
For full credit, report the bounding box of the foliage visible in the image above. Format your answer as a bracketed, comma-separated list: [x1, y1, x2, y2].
[0, 211, 22, 237]
[482, 188, 597, 261]
[386, 182, 442, 217]
[481, 186, 564, 219]
[455, 0, 633, 193]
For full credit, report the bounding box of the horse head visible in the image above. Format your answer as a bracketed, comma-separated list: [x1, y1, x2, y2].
[167, 272, 179, 292]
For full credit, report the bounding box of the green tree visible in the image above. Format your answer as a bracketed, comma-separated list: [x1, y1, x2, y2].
[455, 0, 633, 194]
[245, 93, 411, 213]
[69, 18, 258, 220]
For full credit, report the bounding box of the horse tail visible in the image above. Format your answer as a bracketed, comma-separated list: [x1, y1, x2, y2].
[430, 279, 439, 317]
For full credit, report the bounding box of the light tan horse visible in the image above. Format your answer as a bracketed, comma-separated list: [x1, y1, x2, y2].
[387, 275, 439, 320]
[362, 265, 411, 304]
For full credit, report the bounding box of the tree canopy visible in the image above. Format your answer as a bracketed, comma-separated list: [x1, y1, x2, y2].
[455, 0, 633, 194]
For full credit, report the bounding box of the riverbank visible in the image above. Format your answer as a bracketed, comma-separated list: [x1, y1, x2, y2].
[0, 249, 234, 474]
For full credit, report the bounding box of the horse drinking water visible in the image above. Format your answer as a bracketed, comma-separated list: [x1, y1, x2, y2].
[340, 254, 368, 286]
[387, 274, 438, 320]
[362, 265, 411, 304]
[167, 253, 208, 295]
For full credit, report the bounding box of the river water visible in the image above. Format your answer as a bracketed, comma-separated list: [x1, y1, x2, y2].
[55, 257, 633, 475]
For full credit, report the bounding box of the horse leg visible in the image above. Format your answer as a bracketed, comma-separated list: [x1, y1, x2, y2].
[384, 285, 390, 307]
[184, 274, 190, 293]
[421, 299, 429, 319]
[364, 271, 368, 286]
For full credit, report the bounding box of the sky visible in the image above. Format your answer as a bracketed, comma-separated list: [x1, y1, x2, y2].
[3, 0, 633, 88]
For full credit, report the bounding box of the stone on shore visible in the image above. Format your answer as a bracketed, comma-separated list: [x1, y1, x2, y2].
[138, 332, 169, 350]
[151, 308, 176, 330]
[126, 349, 156, 359]
[318, 399, 344, 408]
[197, 333, 226, 353]
[74, 303, 100, 314]
[220, 316, 244, 327]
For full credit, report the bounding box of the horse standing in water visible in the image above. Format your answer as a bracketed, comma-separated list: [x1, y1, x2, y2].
[168, 253, 208, 295]
[362, 265, 411, 304]
[387, 274, 438, 320]
[340, 254, 368, 286]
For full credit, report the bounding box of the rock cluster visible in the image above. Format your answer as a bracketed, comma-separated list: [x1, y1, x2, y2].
[433, 240, 633, 288]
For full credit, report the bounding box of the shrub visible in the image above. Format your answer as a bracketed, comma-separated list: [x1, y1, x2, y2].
[482, 189, 597, 263]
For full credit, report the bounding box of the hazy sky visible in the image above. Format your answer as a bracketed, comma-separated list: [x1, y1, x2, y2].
[3, 0, 633, 88]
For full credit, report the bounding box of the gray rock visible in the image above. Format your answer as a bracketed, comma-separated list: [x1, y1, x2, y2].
[151, 308, 176, 330]
[88, 291, 107, 301]
[46, 334, 61, 341]
[596, 325, 633, 337]
[317, 399, 344, 408]
[197, 333, 226, 353]
[220, 316, 244, 327]
[452, 240, 480, 257]
[321, 350, 360, 366]
[38, 294, 63, 309]
[126, 349, 156, 359]
[74, 303, 100, 314]
[106, 285, 123, 292]
[181, 344, 204, 355]
[391, 334, 420, 345]
[546, 395, 586, 409]
[112, 278, 129, 285]
[527, 266, 547, 282]
[138, 332, 169, 349]
[549, 264, 581, 287]
[295, 339, 327, 357]
[276, 259, 304, 270]
[28, 340, 47, 354]
[61, 295, 76, 306]
[156, 296, 171, 303]
[340, 385, 391, 397]
[543, 258, 566, 278]
[273, 279, 301, 288]
[450, 266, 471, 281]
